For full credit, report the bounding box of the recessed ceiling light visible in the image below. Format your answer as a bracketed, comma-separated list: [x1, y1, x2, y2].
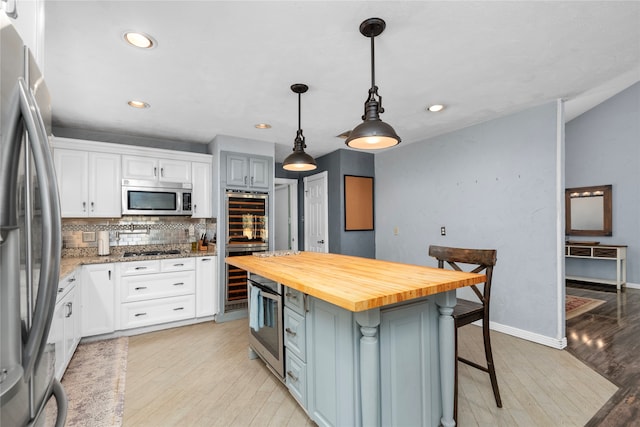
[255, 123, 272, 129]
[124, 32, 156, 49]
[128, 100, 150, 109]
[427, 104, 445, 112]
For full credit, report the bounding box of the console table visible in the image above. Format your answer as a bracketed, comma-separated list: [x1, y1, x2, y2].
[565, 243, 627, 290]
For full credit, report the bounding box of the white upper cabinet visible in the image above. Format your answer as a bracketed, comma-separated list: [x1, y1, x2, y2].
[192, 161, 212, 218]
[53, 149, 121, 218]
[122, 155, 191, 183]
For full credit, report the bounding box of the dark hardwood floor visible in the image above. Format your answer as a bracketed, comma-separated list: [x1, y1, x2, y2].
[566, 281, 640, 426]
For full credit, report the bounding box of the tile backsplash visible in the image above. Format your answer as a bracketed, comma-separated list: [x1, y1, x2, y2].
[62, 216, 216, 250]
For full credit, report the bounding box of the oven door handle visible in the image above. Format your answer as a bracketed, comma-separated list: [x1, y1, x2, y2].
[248, 279, 279, 297]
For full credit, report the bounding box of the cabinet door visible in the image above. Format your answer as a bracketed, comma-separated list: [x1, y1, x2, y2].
[226, 153, 248, 187]
[122, 155, 158, 181]
[54, 149, 89, 217]
[89, 152, 121, 217]
[306, 297, 356, 427]
[159, 159, 191, 183]
[195, 256, 217, 317]
[81, 264, 115, 337]
[192, 161, 212, 218]
[50, 298, 66, 380]
[64, 284, 80, 363]
[249, 157, 270, 189]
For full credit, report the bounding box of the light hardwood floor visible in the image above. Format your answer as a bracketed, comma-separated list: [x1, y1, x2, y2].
[123, 319, 617, 426]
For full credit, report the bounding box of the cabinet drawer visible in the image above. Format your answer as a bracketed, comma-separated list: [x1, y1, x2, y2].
[121, 271, 195, 302]
[284, 307, 306, 361]
[285, 351, 307, 408]
[57, 271, 78, 302]
[161, 257, 195, 272]
[121, 295, 195, 329]
[569, 247, 592, 257]
[284, 287, 305, 315]
[121, 260, 161, 275]
[593, 248, 617, 258]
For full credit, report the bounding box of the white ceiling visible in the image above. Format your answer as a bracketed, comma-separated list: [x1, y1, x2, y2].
[43, 1, 640, 163]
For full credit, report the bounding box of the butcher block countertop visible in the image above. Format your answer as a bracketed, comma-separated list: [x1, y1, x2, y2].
[226, 251, 485, 312]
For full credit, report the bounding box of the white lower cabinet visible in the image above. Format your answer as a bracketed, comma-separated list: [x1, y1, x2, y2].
[195, 256, 218, 317]
[120, 295, 196, 329]
[49, 271, 82, 380]
[81, 263, 115, 337]
[119, 258, 196, 330]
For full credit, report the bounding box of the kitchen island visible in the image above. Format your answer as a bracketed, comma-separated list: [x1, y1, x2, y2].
[226, 251, 485, 427]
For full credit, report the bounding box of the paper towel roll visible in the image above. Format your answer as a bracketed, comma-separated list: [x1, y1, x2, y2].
[97, 230, 110, 256]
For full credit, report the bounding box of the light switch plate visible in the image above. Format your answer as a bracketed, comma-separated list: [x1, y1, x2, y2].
[82, 231, 96, 242]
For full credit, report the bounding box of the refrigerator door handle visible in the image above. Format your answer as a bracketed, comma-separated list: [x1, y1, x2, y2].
[16, 77, 62, 382]
[28, 378, 68, 427]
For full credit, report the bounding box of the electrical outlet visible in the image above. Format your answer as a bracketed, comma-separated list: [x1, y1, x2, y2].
[440, 226, 446, 236]
[393, 226, 399, 236]
[82, 231, 96, 242]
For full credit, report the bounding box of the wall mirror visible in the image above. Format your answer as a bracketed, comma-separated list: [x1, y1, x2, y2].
[565, 184, 612, 236]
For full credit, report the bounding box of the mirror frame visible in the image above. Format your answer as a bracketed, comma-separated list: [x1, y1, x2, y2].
[565, 184, 612, 236]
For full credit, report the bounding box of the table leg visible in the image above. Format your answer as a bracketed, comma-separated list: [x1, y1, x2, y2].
[435, 290, 457, 427]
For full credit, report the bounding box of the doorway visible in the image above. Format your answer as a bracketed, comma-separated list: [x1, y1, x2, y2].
[274, 178, 298, 251]
[303, 171, 328, 253]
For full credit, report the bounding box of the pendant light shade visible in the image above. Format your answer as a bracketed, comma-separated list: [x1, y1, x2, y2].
[283, 84, 317, 171]
[345, 17, 401, 150]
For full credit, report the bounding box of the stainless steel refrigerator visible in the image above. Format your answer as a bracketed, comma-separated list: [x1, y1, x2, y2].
[1, 12, 67, 427]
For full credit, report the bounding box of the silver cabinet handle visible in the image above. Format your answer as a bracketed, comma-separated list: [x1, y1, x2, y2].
[317, 240, 324, 244]
[285, 292, 298, 300]
[67, 277, 76, 283]
[251, 176, 254, 185]
[173, 282, 184, 286]
[135, 312, 147, 317]
[201, 258, 212, 262]
[135, 266, 147, 270]
[244, 176, 248, 185]
[134, 286, 147, 290]
[108, 270, 111, 280]
[285, 327, 296, 336]
[173, 307, 184, 311]
[193, 204, 197, 213]
[153, 167, 157, 177]
[82, 201, 86, 212]
[90, 201, 94, 211]
[160, 167, 164, 177]
[286, 371, 299, 382]
[173, 263, 184, 267]
[65, 302, 73, 318]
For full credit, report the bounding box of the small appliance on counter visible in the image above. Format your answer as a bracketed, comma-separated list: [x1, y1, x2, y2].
[97, 230, 110, 256]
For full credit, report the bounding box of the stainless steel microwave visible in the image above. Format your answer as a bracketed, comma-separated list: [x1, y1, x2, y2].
[122, 179, 192, 215]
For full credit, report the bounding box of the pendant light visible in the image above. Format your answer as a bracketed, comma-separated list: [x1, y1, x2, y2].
[345, 17, 401, 150]
[283, 83, 317, 171]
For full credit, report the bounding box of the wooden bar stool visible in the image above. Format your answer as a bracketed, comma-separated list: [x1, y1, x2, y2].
[428, 245, 502, 421]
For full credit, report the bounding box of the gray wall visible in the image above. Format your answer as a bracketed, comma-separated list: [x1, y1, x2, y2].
[375, 102, 563, 340]
[276, 149, 375, 258]
[565, 82, 640, 285]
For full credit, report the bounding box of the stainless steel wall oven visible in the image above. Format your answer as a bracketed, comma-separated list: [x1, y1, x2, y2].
[224, 190, 268, 310]
[247, 274, 284, 379]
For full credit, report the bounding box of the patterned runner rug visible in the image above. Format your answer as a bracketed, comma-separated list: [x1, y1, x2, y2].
[566, 295, 605, 320]
[47, 337, 128, 426]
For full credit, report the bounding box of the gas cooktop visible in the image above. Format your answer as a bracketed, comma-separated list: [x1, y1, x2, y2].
[122, 249, 181, 258]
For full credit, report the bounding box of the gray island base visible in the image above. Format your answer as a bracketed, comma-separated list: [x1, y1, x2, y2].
[226, 252, 485, 427]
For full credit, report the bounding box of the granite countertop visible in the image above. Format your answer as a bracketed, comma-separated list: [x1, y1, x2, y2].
[59, 244, 217, 279]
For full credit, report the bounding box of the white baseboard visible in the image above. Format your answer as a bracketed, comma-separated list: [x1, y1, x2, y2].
[626, 282, 640, 290]
[482, 321, 567, 350]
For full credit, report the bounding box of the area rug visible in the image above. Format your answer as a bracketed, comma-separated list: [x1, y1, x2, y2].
[566, 295, 606, 320]
[47, 337, 128, 426]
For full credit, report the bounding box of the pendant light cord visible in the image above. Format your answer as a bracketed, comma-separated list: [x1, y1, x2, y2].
[370, 35, 376, 89]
